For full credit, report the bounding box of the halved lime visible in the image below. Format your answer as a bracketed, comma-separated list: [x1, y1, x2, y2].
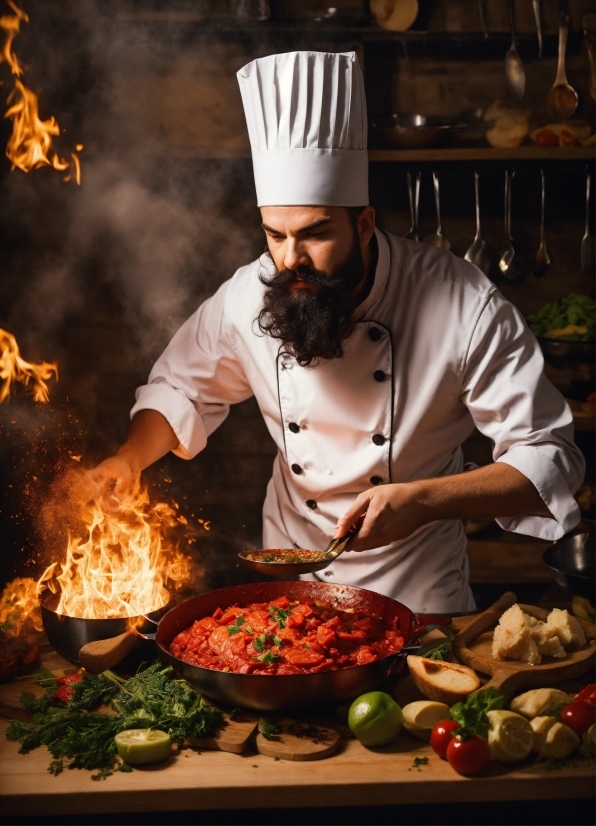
[487, 710, 533, 763]
[114, 729, 172, 765]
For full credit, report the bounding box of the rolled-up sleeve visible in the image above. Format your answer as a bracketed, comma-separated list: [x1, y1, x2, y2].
[131, 280, 253, 460]
[461, 291, 585, 540]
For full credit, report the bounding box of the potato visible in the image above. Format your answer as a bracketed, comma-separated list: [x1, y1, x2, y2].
[510, 688, 573, 720]
[402, 701, 451, 741]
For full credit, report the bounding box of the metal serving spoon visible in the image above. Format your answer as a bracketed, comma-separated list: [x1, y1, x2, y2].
[404, 171, 421, 241]
[505, 0, 526, 100]
[465, 171, 492, 277]
[238, 524, 359, 577]
[499, 169, 528, 283]
[581, 170, 595, 274]
[547, 0, 578, 120]
[423, 172, 451, 250]
[532, 0, 543, 58]
[531, 169, 550, 277]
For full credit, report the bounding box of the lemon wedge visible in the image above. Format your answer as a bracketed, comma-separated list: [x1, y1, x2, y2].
[487, 710, 534, 763]
[114, 729, 172, 765]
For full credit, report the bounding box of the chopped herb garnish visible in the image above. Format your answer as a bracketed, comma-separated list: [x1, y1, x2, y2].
[272, 635, 283, 647]
[424, 636, 455, 661]
[253, 634, 266, 653]
[227, 616, 245, 636]
[545, 756, 578, 771]
[409, 756, 429, 771]
[255, 651, 279, 665]
[258, 718, 282, 741]
[269, 606, 291, 629]
[244, 626, 254, 635]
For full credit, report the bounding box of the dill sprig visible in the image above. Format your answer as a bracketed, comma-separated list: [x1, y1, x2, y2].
[423, 636, 455, 661]
[6, 664, 223, 780]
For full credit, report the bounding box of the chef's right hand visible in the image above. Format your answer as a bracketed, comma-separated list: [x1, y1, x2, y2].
[82, 455, 137, 510]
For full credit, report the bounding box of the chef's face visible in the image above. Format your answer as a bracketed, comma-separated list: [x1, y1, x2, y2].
[257, 205, 376, 367]
[260, 205, 375, 292]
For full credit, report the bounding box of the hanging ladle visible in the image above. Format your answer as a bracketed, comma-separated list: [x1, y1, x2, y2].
[499, 169, 529, 283]
[404, 170, 421, 242]
[423, 171, 452, 250]
[238, 523, 359, 577]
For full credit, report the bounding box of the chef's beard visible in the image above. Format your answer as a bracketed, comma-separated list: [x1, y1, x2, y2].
[257, 235, 365, 367]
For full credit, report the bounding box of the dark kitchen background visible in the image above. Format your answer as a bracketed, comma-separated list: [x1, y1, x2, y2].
[0, 0, 594, 606]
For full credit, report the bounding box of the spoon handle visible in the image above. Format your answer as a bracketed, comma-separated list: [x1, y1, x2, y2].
[503, 170, 511, 241]
[532, 0, 543, 57]
[432, 171, 442, 234]
[556, 0, 570, 85]
[474, 170, 482, 240]
[406, 171, 417, 240]
[540, 168, 546, 245]
[414, 171, 421, 238]
[586, 171, 591, 238]
[324, 523, 359, 559]
[507, 0, 517, 49]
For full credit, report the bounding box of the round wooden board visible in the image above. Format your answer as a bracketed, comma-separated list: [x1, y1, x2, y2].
[256, 717, 341, 761]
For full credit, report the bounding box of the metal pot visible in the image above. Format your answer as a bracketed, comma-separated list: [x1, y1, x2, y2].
[537, 336, 594, 365]
[372, 113, 471, 149]
[39, 592, 167, 669]
[543, 529, 595, 598]
[155, 581, 449, 712]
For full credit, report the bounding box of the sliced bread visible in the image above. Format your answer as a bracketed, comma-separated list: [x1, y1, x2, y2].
[407, 655, 481, 705]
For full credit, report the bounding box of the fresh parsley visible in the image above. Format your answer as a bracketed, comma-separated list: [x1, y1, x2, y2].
[6, 664, 223, 780]
[258, 718, 282, 741]
[450, 688, 505, 740]
[255, 651, 279, 665]
[269, 606, 290, 629]
[423, 636, 455, 661]
[409, 756, 429, 771]
[253, 634, 266, 653]
[227, 616, 245, 636]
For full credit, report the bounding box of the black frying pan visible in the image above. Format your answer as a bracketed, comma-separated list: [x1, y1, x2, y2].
[543, 528, 595, 598]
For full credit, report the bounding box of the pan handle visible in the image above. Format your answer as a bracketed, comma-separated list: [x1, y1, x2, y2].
[411, 614, 452, 641]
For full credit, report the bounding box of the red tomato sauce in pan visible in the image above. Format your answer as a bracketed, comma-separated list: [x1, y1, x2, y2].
[169, 595, 406, 675]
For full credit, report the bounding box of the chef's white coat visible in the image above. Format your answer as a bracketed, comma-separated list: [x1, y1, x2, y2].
[131, 229, 584, 613]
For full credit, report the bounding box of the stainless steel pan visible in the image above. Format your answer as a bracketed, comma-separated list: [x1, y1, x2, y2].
[543, 529, 595, 598]
[155, 581, 450, 712]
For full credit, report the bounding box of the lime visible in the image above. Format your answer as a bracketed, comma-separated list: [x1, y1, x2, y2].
[487, 710, 533, 763]
[114, 729, 172, 765]
[348, 691, 403, 747]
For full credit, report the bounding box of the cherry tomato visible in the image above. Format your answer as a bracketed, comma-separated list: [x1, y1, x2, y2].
[446, 735, 491, 776]
[560, 701, 596, 737]
[574, 684, 595, 707]
[53, 685, 76, 704]
[430, 719, 461, 759]
[56, 673, 83, 687]
[534, 128, 558, 147]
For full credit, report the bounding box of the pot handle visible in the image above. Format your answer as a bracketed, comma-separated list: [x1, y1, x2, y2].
[411, 614, 452, 641]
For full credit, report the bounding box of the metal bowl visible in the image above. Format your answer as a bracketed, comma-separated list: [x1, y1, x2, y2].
[537, 336, 595, 365]
[372, 114, 470, 149]
[543, 529, 595, 598]
[40, 592, 167, 669]
[154, 581, 450, 712]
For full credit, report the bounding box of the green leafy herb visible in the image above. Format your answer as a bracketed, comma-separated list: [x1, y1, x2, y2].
[450, 688, 505, 741]
[227, 616, 245, 636]
[423, 636, 455, 661]
[255, 651, 279, 665]
[545, 756, 578, 771]
[244, 626, 254, 636]
[409, 756, 429, 771]
[272, 635, 283, 647]
[253, 634, 266, 653]
[527, 293, 595, 341]
[6, 664, 223, 780]
[258, 718, 282, 741]
[269, 606, 291, 629]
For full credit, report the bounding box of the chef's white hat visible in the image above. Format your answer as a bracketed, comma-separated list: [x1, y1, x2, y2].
[237, 51, 368, 207]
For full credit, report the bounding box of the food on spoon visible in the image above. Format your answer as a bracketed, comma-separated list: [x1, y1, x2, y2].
[402, 700, 451, 741]
[492, 604, 586, 664]
[244, 549, 328, 564]
[169, 596, 406, 676]
[114, 729, 172, 765]
[407, 655, 480, 705]
[486, 709, 534, 763]
[347, 691, 403, 747]
[510, 688, 573, 719]
[527, 293, 595, 342]
[530, 716, 580, 760]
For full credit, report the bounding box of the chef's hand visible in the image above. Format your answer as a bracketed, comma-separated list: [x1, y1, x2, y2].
[81, 455, 138, 511]
[334, 484, 425, 552]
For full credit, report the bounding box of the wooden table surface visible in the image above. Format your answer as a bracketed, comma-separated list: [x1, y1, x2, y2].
[1, 625, 594, 818]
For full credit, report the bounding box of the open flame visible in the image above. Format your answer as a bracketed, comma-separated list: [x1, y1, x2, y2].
[0, 576, 42, 637]
[38, 480, 191, 619]
[0, 1, 81, 183]
[0, 327, 58, 403]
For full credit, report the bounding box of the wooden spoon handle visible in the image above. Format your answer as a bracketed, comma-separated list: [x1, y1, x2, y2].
[454, 591, 517, 649]
[79, 631, 137, 674]
[476, 666, 520, 702]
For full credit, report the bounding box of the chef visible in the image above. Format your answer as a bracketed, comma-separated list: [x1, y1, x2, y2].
[86, 51, 584, 613]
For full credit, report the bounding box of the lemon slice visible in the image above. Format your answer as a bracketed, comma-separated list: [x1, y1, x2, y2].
[487, 710, 533, 763]
[114, 729, 172, 765]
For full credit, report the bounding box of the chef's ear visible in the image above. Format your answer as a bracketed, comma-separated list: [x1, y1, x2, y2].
[350, 205, 376, 247]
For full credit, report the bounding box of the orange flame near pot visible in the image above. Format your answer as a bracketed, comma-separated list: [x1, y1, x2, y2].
[0, 1, 81, 183]
[0, 576, 42, 637]
[38, 481, 191, 619]
[0, 328, 58, 403]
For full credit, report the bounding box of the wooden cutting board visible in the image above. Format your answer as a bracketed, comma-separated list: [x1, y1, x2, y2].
[255, 717, 341, 761]
[453, 592, 596, 700]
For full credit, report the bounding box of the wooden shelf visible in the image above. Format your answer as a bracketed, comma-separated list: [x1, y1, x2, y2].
[368, 146, 596, 163]
[159, 146, 595, 163]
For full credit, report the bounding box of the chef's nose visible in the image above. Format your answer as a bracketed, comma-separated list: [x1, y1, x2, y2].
[283, 238, 310, 271]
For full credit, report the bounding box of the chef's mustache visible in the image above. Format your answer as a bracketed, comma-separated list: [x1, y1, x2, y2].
[259, 264, 343, 292]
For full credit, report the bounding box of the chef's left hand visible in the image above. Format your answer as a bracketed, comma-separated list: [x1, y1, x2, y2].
[334, 483, 425, 552]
